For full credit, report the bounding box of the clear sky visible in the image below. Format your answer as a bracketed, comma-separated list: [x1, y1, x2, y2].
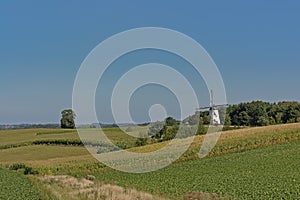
[0, 1, 300, 124]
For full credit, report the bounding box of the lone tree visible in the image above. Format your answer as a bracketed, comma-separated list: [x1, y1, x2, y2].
[60, 109, 76, 129]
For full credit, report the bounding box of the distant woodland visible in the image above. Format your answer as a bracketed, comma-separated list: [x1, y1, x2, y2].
[184, 101, 300, 126]
[1, 101, 300, 130]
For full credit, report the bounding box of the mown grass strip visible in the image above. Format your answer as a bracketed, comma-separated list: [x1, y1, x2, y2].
[35, 129, 76, 136]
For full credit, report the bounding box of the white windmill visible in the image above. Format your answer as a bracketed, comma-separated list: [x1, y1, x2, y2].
[197, 90, 228, 125]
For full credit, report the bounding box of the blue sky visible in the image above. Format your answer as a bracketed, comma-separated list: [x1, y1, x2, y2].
[0, 1, 300, 124]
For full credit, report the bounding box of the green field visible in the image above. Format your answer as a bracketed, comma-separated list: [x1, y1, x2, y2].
[92, 140, 300, 199]
[0, 124, 299, 199]
[0, 168, 41, 199]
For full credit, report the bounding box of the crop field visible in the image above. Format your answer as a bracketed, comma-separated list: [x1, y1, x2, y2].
[0, 167, 41, 199]
[92, 140, 300, 199]
[0, 123, 299, 199]
[0, 127, 144, 150]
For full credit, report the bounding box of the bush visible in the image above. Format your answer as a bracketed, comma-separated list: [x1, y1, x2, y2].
[24, 167, 38, 175]
[32, 139, 83, 146]
[197, 118, 207, 135]
[9, 163, 38, 175]
[9, 163, 26, 171]
[116, 142, 128, 149]
[135, 133, 148, 146]
[162, 126, 178, 141]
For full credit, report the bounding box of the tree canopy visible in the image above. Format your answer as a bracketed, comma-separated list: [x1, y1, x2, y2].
[184, 101, 300, 127]
[60, 109, 76, 129]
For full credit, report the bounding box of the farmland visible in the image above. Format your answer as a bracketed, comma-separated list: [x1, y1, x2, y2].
[93, 140, 300, 199]
[0, 167, 40, 199]
[0, 123, 299, 199]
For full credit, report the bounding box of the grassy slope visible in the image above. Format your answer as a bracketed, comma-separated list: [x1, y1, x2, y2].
[0, 128, 78, 148]
[0, 127, 145, 174]
[93, 140, 300, 199]
[0, 124, 299, 199]
[126, 123, 300, 165]
[0, 145, 88, 163]
[0, 124, 299, 174]
[0, 127, 141, 149]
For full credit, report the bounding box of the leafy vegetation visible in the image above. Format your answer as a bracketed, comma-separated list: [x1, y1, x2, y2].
[147, 118, 196, 143]
[9, 163, 27, 170]
[0, 124, 299, 199]
[9, 163, 39, 175]
[60, 109, 76, 129]
[92, 140, 300, 199]
[185, 101, 300, 127]
[0, 167, 41, 199]
[0, 123, 299, 173]
[135, 133, 148, 146]
[32, 139, 83, 146]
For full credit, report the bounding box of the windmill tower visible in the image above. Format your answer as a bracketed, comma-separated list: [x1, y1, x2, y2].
[197, 90, 228, 125]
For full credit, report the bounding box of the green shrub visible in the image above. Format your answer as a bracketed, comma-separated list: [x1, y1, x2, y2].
[32, 139, 83, 146]
[135, 133, 148, 146]
[9, 163, 26, 171]
[24, 167, 38, 175]
[9, 163, 38, 175]
[115, 142, 128, 149]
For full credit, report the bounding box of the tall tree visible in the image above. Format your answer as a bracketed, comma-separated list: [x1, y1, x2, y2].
[60, 109, 76, 129]
[165, 116, 178, 126]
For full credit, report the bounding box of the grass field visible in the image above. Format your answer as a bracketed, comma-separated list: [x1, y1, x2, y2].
[0, 123, 299, 199]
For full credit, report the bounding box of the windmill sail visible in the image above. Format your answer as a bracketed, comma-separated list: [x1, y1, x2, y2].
[197, 89, 228, 126]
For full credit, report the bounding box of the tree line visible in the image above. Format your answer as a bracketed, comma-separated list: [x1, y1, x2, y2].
[226, 101, 300, 126]
[60, 101, 300, 129]
[184, 101, 300, 127]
